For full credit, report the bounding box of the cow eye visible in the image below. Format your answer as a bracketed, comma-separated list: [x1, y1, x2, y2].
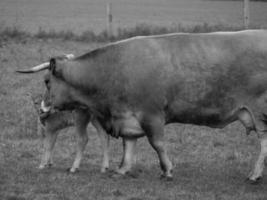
[44, 79, 49, 85]
[44, 79, 50, 89]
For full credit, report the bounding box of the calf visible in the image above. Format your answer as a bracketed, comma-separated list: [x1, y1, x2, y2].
[28, 93, 110, 173]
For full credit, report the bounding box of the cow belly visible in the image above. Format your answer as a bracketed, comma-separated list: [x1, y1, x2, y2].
[175, 109, 227, 127]
[166, 101, 237, 128]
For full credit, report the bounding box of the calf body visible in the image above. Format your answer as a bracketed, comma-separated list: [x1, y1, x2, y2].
[30, 95, 110, 173]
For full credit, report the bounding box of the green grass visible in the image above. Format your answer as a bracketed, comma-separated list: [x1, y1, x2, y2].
[1, 35, 267, 200]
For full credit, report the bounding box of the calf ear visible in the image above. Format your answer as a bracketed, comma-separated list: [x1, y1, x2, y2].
[49, 58, 56, 74]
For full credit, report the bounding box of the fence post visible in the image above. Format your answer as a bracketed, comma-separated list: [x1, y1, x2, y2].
[243, 0, 250, 29]
[106, 2, 113, 39]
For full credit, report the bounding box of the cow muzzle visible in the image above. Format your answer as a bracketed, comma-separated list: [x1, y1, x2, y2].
[40, 100, 51, 113]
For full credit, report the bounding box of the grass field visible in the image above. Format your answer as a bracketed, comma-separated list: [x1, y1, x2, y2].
[0, 36, 267, 200]
[1, 0, 267, 34]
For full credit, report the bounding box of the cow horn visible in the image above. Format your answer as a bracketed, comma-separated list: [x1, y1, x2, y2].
[16, 62, 50, 73]
[64, 54, 75, 59]
[16, 53, 74, 73]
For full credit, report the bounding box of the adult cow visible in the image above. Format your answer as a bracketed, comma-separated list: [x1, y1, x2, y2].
[17, 30, 267, 183]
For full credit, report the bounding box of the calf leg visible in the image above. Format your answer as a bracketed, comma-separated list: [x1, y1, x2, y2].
[248, 134, 267, 183]
[39, 130, 58, 169]
[143, 115, 173, 178]
[92, 118, 111, 173]
[116, 138, 137, 174]
[69, 111, 90, 173]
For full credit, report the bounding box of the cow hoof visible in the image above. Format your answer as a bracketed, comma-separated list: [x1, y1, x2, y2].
[160, 174, 173, 181]
[125, 171, 139, 179]
[38, 163, 53, 169]
[101, 167, 109, 173]
[115, 168, 129, 175]
[109, 171, 124, 179]
[246, 177, 262, 185]
[38, 165, 45, 170]
[67, 168, 79, 173]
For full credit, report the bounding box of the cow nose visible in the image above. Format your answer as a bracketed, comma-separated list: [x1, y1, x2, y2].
[40, 100, 51, 113]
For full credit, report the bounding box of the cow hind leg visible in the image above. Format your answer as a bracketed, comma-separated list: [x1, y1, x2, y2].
[143, 115, 173, 179]
[236, 107, 267, 183]
[237, 107, 256, 135]
[248, 134, 267, 183]
[39, 130, 58, 169]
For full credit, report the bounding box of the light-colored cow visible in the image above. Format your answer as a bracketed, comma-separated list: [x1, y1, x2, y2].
[18, 30, 267, 183]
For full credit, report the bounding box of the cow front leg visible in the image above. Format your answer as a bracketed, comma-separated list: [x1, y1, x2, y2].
[248, 134, 267, 183]
[92, 119, 110, 173]
[116, 138, 137, 175]
[99, 133, 110, 173]
[144, 115, 173, 179]
[39, 130, 58, 169]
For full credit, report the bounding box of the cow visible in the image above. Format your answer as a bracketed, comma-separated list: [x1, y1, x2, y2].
[28, 92, 110, 173]
[17, 30, 267, 183]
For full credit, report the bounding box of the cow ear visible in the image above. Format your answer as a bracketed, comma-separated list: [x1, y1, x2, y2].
[49, 58, 56, 74]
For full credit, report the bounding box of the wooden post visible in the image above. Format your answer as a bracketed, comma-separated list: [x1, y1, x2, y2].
[243, 0, 250, 29]
[15, 0, 19, 26]
[106, 3, 113, 38]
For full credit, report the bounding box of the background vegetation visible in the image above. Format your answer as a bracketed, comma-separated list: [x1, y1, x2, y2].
[0, 23, 248, 42]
